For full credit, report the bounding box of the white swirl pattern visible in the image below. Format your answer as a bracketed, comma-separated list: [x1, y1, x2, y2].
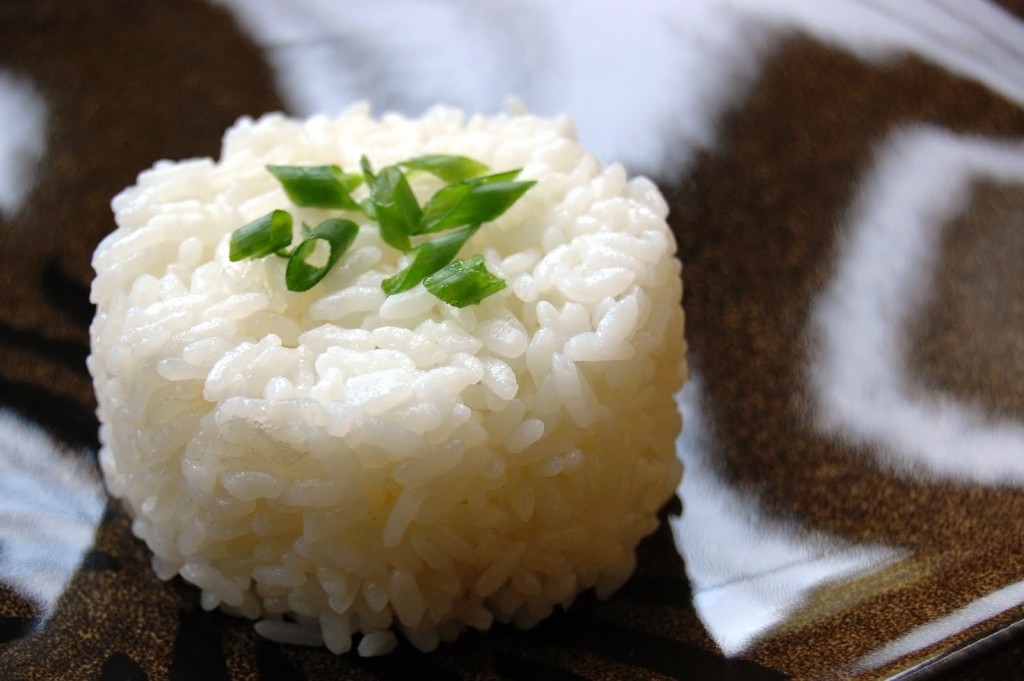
[0, 70, 46, 218]
[672, 378, 904, 656]
[0, 409, 104, 615]
[809, 127, 1024, 485]
[214, 0, 767, 176]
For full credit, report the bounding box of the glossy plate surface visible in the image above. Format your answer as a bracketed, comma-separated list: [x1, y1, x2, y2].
[3, 0, 1024, 678]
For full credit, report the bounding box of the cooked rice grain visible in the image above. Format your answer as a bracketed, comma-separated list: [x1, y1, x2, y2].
[89, 104, 687, 655]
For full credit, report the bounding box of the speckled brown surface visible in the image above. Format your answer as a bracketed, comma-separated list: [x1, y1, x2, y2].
[912, 184, 1024, 421]
[675, 36, 1024, 679]
[3, 1, 1024, 679]
[0, 0, 283, 448]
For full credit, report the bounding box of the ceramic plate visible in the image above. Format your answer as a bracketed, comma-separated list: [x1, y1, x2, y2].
[3, 1, 1024, 678]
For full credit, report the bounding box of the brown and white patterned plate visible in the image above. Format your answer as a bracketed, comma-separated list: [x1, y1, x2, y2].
[3, 1, 1024, 678]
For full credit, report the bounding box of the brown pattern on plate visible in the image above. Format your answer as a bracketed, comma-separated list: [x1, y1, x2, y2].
[679, 35, 1024, 679]
[911, 183, 1024, 420]
[3, 0, 1024, 679]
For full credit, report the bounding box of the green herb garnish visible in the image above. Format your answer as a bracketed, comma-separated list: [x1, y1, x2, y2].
[381, 223, 480, 295]
[367, 166, 420, 251]
[231, 153, 532, 305]
[285, 218, 358, 291]
[230, 209, 293, 261]
[266, 165, 363, 211]
[419, 171, 534, 234]
[400, 154, 490, 183]
[424, 254, 507, 307]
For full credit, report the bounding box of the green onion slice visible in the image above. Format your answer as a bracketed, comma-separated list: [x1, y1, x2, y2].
[381, 224, 480, 296]
[267, 165, 363, 211]
[230, 209, 294, 261]
[357, 157, 378, 219]
[234, 156, 530, 305]
[400, 154, 490, 183]
[423, 253, 506, 307]
[360, 155, 376, 183]
[418, 170, 533, 234]
[419, 171, 519, 230]
[359, 198, 378, 221]
[368, 166, 421, 251]
[285, 218, 359, 291]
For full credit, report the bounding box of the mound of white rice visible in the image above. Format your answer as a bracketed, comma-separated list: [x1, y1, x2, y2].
[88, 104, 687, 656]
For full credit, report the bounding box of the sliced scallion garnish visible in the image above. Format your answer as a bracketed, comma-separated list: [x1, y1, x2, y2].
[400, 154, 489, 183]
[418, 171, 520, 231]
[230, 209, 294, 261]
[418, 171, 534, 234]
[359, 155, 376, 183]
[284, 218, 358, 291]
[231, 153, 531, 304]
[368, 166, 421, 251]
[423, 253, 506, 307]
[381, 224, 480, 295]
[266, 165, 363, 211]
[358, 156, 379, 220]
